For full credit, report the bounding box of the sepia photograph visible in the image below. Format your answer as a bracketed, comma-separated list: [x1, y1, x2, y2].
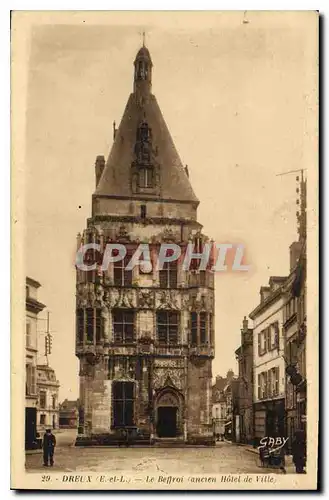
[11, 10, 319, 490]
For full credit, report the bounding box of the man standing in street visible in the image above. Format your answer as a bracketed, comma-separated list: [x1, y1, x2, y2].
[292, 429, 306, 473]
[43, 428, 56, 467]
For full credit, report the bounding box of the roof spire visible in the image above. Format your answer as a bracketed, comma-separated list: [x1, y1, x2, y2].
[133, 43, 153, 95]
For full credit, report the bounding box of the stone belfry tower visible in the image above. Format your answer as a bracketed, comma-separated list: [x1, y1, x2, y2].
[75, 44, 215, 445]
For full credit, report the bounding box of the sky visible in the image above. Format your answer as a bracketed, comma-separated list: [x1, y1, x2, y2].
[23, 11, 317, 402]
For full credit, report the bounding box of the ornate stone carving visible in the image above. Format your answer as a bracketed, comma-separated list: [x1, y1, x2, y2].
[95, 284, 104, 306]
[190, 292, 207, 312]
[85, 352, 102, 366]
[154, 358, 184, 368]
[182, 294, 190, 310]
[153, 368, 183, 390]
[161, 227, 176, 242]
[156, 290, 180, 310]
[157, 390, 179, 407]
[191, 357, 207, 368]
[114, 357, 136, 381]
[110, 289, 136, 308]
[117, 224, 130, 241]
[138, 289, 154, 308]
[101, 306, 110, 342]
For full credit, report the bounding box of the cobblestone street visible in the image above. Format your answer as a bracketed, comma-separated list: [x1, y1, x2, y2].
[25, 430, 290, 475]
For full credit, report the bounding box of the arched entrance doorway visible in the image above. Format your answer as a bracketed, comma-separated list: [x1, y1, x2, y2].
[155, 390, 181, 438]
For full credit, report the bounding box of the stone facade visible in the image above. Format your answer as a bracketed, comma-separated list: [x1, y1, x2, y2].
[25, 277, 46, 449]
[75, 45, 215, 446]
[250, 277, 287, 446]
[235, 318, 254, 444]
[36, 365, 60, 432]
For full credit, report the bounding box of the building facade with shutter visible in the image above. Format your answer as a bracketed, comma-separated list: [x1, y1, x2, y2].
[249, 276, 287, 446]
[75, 45, 215, 446]
[36, 365, 60, 432]
[25, 277, 46, 449]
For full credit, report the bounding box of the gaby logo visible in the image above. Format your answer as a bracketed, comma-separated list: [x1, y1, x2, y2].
[258, 437, 289, 454]
[75, 242, 250, 273]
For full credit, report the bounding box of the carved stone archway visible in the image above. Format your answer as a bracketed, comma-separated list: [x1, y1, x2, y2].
[155, 387, 184, 438]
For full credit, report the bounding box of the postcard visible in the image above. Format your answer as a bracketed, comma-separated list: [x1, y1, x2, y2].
[11, 10, 319, 490]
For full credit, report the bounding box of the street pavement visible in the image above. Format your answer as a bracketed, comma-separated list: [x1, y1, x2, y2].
[25, 430, 291, 475]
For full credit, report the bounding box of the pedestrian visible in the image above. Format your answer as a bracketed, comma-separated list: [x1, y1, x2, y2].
[291, 429, 306, 474]
[43, 428, 56, 467]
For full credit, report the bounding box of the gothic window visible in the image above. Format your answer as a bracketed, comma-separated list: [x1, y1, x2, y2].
[140, 121, 149, 141]
[209, 314, 213, 345]
[77, 308, 102, 344]
[191, 312, 198, 345]
[159, 260, 177, 288]
[86, 308, 94, 342]
[77, 309, 84, 343]
[113, 250, 133, 286]
[112, 381, 135, 427]
[84, 232, 101, 283]
[190, 312, 208, 345]
[138, 167, 154, 188]
[40, 414, 46, 425]
[200, 312, 207, 344]
[96, 309, 102, 343]
[137, 61, 148, 80]
[52, 395, 56, 410]
[113, 310, 135, 343]
[157, 311, 179, 344]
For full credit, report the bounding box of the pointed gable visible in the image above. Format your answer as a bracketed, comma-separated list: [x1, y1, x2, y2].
[93, 46, 199, 207]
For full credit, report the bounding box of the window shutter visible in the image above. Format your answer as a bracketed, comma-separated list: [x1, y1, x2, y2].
[266, 327, 271, 352]
[274, 322, 279, 348]
[263, 371, 268, 399]
[267, 370, 272, 398]
[31, 366, 36, 395]
[258, 333, 261, 356]
[258, 374, 261, 399]
[275, 367, 280, 395]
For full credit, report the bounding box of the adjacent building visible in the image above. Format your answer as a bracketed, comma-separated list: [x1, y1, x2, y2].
[59, 399, 79, 428]
[36, 365, 60, 432]
[284, 175, 307, 442]
[235, 317, 253, 444]
[249, 276, 287, 446]
[212, 370, 237, 440]
[75, 45, 215, 446]
[25, 277, 46, 449]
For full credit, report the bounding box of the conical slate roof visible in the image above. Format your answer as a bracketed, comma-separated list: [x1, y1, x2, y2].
[94, 47, 199, 205]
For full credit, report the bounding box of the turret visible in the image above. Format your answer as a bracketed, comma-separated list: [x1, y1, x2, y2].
[133, 45, 153, 97]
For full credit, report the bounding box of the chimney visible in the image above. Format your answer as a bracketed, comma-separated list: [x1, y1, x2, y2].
[290, 241, 302, 271]
[241, 316, 248, 344]
[95, 155, 105, 188]
[260, 286, 271, 303]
